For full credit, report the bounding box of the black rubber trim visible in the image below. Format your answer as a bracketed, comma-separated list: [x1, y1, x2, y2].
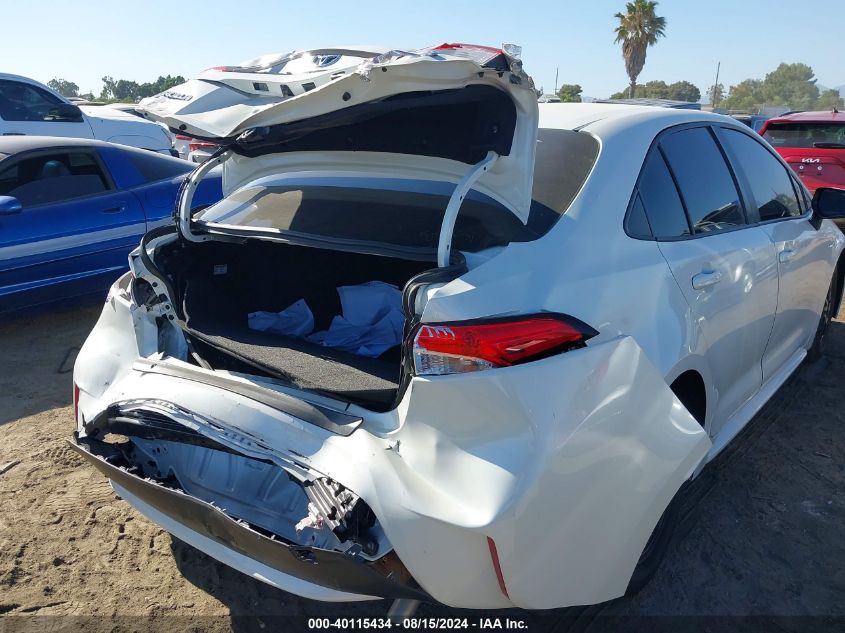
[97, 403, 264, 459]
[68, 435, 429, 601]
[138, 224, 182, 316]
[133, 358, 362, 436]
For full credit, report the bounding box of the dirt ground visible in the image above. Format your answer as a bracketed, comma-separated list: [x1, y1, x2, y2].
[1, 300, 844, 633]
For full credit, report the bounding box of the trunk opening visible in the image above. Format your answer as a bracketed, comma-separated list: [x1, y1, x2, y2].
[158, 239, 444, 411]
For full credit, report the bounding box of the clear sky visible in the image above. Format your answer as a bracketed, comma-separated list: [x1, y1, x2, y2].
[4, 0, 843, 99]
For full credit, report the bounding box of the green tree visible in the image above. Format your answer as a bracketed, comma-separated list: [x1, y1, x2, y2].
[609, 79, 699, 102]
[761, 63, 818, 110]
[817, 89, 844, 111]
[667, 80, 700, 102]
[557, 84, 583, 102]
[99, 76, 116, 101]
[99, 74, 185, 103]
[137, 75, 186, 99]
[47, 78, 79, 98]
[610, 84, 639, 99]
[723, 79, 765, 112]
[723, 63, 827, 112]
[707, 83, 725, 107]
[613, 0, 667, 99]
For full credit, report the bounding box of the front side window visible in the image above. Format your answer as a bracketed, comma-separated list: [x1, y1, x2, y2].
[763, 122, 845, 149]
[0, 80, 64, 122]
[660, 127, 746, 234]
[0, 152, 110, 206]
[721, 128, 801, 221]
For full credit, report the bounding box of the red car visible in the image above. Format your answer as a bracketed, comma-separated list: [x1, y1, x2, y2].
[760, 110, 845, 195]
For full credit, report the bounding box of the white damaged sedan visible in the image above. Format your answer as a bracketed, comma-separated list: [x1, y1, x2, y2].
[70, 44, 845, 611]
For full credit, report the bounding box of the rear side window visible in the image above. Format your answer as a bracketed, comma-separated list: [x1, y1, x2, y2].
[720, 128, 801, 221]
[636, 150, 690, 239]
[660, 127, 746, 234]
[0, 152, 110, 206]
[532, 128, 600, 215]
[123, 146, 192, 182]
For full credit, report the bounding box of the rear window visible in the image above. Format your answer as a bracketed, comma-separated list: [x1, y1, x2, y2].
[122, 146, 193, 181]
[763, 122, 845, 149]
[196, 128, 599, 252]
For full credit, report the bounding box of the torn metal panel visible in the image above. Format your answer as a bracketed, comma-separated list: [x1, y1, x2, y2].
[68, 434, 427, 601]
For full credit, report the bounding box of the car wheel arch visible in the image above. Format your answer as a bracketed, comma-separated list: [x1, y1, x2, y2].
[665, 358, 713, 433]
[669, 370, 707, 428]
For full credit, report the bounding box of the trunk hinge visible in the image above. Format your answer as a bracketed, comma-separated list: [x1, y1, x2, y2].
[177, 149, 233, 242]
[437, 151, 499, 267]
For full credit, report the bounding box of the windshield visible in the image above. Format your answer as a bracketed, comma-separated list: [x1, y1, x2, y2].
[763, 122, 845, 149]
[196, 128, 600, 251]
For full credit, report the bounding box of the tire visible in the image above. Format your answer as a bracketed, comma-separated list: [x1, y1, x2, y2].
[625, 494, 681, 596]
[807, 272, 837, 363]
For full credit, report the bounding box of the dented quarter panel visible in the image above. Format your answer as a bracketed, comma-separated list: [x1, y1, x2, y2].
[76, 293, 710, 608]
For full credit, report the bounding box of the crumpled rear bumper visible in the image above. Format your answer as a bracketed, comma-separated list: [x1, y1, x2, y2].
[74, 291, 712, 609]
[68, 434, 428, 602]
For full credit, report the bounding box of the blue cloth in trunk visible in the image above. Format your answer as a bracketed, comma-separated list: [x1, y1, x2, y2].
[308, 281, 404, 357]
[248, 299, 315, 337]
[247, 281, 404, 358]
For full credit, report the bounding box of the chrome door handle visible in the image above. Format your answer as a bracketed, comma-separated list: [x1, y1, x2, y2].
[692, 270, 722, 290]
[778, 249, 796, 263]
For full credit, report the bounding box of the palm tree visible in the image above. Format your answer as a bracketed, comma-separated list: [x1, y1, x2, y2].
[613, 0, 667, 99]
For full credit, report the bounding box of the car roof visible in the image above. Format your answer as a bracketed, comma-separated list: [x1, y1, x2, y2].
[538, 102, 728, 134]
[0, 136, 115, 158]
[0, 72, 43, 83]
[766, 110, 845, 124]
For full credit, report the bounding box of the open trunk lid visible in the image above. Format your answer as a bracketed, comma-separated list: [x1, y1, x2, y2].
[138, 44, 539, 223]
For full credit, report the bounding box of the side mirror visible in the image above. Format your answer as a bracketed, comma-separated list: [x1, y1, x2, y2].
[45, 103, 83, 123]
[812, 187, 845, 219]
[0, 196, 22, 215]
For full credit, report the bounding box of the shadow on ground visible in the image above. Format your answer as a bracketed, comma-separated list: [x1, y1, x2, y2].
[0, 303, 100, 425]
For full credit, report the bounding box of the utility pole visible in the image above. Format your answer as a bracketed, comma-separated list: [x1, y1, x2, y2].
[554, 67, 559, 94]
[711, 61, 721, 109]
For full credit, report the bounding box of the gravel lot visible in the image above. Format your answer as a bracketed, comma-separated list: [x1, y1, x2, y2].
[1, 300, 843, 633]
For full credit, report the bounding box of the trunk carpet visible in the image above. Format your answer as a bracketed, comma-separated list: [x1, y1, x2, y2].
[185, 318, 402, 408]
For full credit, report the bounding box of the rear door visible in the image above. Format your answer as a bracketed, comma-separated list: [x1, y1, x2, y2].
[637, 125, 779, 434]
[0, 79, 93, 139]
[0, 149, 145, 313]
[717, 126, 835, 381]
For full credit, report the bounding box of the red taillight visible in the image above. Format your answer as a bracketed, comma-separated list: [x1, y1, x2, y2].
[175, 134, 191, 141]
[411, 314, 597, 376]
[73, 383, 80, 424]
[189, 141, 218, 152]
